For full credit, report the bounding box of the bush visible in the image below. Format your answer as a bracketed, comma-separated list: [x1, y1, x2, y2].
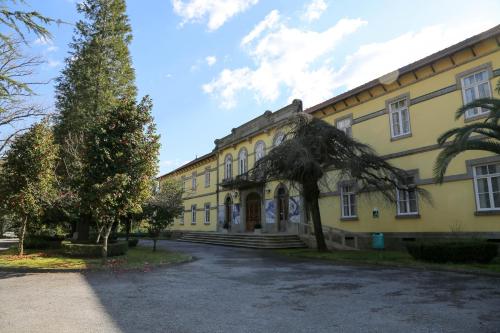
[61, 240, 128, 258]
[25, 235, 65, 249]
[406, 240, 498, 263]
[128, 238, 139, 247]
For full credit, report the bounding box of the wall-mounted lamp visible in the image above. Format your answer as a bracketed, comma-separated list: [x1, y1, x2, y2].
[265, 187, 271, 194]
[233, 190, 239, 198]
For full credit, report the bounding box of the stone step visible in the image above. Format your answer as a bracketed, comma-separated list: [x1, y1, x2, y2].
[178, 232, 307, 249]
[178, 238, 307, 249]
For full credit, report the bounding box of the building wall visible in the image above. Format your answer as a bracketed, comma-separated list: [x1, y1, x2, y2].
[314, 36, 500, 235]
[161, 32, 500, 237]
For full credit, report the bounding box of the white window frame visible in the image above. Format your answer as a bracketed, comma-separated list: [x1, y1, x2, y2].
[273, 132, 285, 147]
[473, 163, 500, 211]
[461, 69, 492, 119]
[238, 149, 247, 175]
[191, 205, 197, 224]
[205, 169, 210, 187]
[224, 155, 233, 180]
[255, 141, 265, 162]
[204, 203, 211, 224]
[396, 177, 418, 216]
[340, 184, 356, 218]
[336, 117, 352, 137]
[389, 97, 411, 139]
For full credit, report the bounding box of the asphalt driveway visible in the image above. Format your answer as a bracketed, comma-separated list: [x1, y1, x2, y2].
[0, 240, 499, 333]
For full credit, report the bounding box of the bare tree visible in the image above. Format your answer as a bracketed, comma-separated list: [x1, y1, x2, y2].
[0, 40, 48, 155]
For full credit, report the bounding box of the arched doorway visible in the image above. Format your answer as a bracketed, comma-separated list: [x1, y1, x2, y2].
[224, 195, 233, 230]
[276, 185, 289, 232]
[246, 192, 261, 232]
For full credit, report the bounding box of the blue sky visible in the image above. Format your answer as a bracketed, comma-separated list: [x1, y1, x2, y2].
[18, 0, 500, 175]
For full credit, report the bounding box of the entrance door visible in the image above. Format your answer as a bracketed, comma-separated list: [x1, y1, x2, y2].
[246, 193, 261, 232]
[277, 187, 288, 232]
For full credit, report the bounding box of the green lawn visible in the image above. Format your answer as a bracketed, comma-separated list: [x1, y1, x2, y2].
[276, 248, 500, 274]
[0, 245, 192, 271]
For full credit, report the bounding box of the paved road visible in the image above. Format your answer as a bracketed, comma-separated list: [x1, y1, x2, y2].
[1, 240, 499, 333]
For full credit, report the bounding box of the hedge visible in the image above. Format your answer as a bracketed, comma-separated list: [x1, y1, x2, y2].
[61, 240, 128, 258]
[406, 240, 498, 263]
[128, 238, 139, 247]
[25, 235, 65, 249]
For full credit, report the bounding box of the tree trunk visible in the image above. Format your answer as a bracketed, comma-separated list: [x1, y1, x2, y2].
[125, 217, 131, 241]
[310, 197, 327, 251]
[101, 226, 112, 263]
[153, 238, 157, 252]
[76, 213, 90, 242]
[303, 181, 327, 252]
[18, 216, 27, 256]
[96, 225, 104, 244]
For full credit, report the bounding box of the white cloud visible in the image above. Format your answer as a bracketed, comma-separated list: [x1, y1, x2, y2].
[302, 0, 328, 22]
[33, 36, 51, 46]
[241, 9, 280, 46]
[160, 159, 191, 172]
[204, 11, 366, 108]
[334, 21, 497, 90]
[206, 55, 217, 66]
[172, 0, 259, 31]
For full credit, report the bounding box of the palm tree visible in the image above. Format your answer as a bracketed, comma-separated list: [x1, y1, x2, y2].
[241, 114, 425, 251]
[434, 97, 500, 182]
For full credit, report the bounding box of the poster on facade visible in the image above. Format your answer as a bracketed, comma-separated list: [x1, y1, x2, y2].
[218, 205, 225, 224]
[289, 196, 300, 223]
[265, 199, 275, 224]
[232, 204, 240, 224]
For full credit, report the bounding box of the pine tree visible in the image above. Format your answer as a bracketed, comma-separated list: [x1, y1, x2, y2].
[83, 97, 159, 260]
[54, 0, 138, 240]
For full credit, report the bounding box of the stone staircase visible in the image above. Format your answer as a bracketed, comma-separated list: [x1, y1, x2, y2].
[178, 232, 307, 249]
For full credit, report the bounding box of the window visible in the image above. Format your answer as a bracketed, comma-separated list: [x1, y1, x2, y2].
[389, 98, 411, 139]
[179, 211, 184, 225]
[336, 117, 352, 137]
[204, 203, 211, 224]
[255, 141, 265, 162]
[461, 70, 491, 119]
[205, 169, 210, 187]
[191, 172, 197, 191]
[238, 149, 248, 175]
[396, 176, 418, 215]
[473, 163, 500, 211]
[224, 154, 233, 180]
[341, 184, 356, 218]
[191, 205, 197, 224]
[273, 131, 285, 146]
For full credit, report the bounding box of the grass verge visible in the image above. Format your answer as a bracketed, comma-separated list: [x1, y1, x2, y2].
[275, 248, 500, 275]
[0, 245, 192, 271]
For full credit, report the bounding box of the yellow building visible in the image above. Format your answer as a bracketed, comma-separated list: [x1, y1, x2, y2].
[160, 25, 500, 248]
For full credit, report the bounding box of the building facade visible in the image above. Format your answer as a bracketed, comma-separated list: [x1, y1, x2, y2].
[160, 25, 500, 245]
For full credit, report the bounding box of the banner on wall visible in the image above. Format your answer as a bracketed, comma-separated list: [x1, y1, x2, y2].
[232, 204, 240, 224]
[289, 196, 300, 223]
[265, 199, 275, 224]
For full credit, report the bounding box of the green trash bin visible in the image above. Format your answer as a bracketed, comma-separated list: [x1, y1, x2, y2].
[372, 233, 384, 250]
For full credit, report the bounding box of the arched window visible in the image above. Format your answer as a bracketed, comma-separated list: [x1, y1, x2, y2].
[224, 154, 233, 180]
[273, 131, 285, 147]
[238, 148, 248, 175]
[254, 141, 265, 162]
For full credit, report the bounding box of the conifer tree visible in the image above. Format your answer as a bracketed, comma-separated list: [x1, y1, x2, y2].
[54, 0, 138, 239]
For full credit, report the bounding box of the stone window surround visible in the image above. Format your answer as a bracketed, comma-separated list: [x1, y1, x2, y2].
[385, 92, 412, 142]
[395, 169, 420, 219]
[337, 180, 358, 221]
[455, 62, 493, 122]
[466, 155, 500, 215]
